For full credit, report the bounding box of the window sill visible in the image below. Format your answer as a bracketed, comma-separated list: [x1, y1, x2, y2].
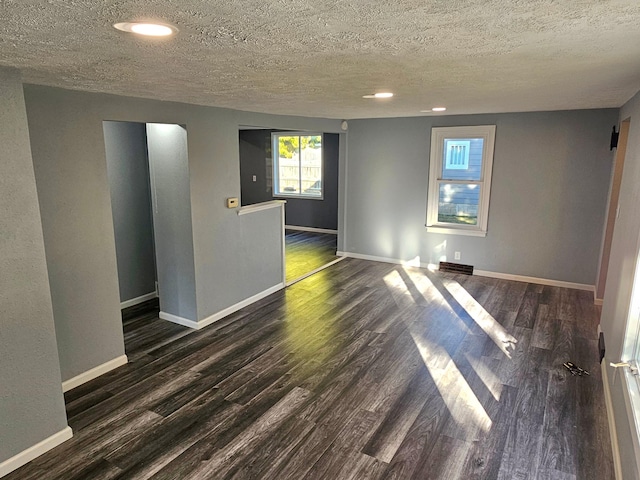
[273, 195, 324, 201]
[426, 226, 487, 237]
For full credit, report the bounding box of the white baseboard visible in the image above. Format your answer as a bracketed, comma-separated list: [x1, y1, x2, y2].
[594, 291, 604, 306]
[285, 225, 338, 235]
[62, 355, 128, 392]
[120, 290, 158, 309]
[159, 311, 200, 329]
[602, 361, 623, 480]
[0, 426, 73, 478]
[473, 269, 594, 292]
[336, 251, 595, 292]
[161, 283, 286, 331]
[336, 251, 423, 267]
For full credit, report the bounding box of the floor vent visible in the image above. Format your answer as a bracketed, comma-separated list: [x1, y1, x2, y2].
[439, 261, 474, 275]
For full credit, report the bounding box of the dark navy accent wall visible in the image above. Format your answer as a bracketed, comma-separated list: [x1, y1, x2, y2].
[240, 130, 339, 230]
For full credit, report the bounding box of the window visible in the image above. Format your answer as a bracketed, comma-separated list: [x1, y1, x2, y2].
[619, 253, 640, 476]
[272, 133, 323, 199]
[426, 125, 496, 236]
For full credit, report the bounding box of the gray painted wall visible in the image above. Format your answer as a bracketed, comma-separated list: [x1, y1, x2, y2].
[22, 84, 342, 384]
[0, 69, 68, 463]
[600, 89, 640, 480]
[103, 121, 157, 303]
[25, 88, 127, 382]
[345, 109, 617, 285]
[239, 130, 339, 230]
[146, 124, 197, 321]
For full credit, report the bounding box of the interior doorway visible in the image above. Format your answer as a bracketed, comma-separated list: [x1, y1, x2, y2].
[238, 127, 342, 285]
[104, 121, 193, 319]
[596, 119, 631, 301]
[104, 121, 158, 311]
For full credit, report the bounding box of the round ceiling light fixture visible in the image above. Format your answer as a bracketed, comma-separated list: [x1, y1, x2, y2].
[363, 92, 394, 99]
[113, 22, 177, 37]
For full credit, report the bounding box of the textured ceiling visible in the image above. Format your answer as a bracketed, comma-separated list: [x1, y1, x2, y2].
[2, 0, 640, 119]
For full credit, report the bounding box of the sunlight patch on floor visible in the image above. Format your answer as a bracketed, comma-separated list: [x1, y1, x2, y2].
[283, 274, 337, 366]
[464, 352, 502, 401]
[440, 277, 518, 358]
[411, 331, 492, 434]
[383, 265, 514, 425]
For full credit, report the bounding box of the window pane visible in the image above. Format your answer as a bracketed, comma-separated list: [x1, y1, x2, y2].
[276, 135, 300, 194]
[437, 183, 480, 225]
[300, 135, 322, 197]
[278, 159, 299, 194]
[441, 138, 484, 181]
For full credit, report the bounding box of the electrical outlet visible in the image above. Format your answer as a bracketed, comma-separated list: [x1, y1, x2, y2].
[454, 251, 461, 260]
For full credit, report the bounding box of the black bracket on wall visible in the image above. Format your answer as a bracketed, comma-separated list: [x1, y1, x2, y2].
[610, 125, 619, 151]
[599, 331, 606, 363]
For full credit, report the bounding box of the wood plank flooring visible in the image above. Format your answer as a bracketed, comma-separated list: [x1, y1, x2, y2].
[6, 259, 614, 480]
[285, 229, 338, 283]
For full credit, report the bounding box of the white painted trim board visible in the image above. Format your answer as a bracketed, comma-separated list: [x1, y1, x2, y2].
[281, 205, 286, 286]
[237, 200, 286, 216]
[602, 361, 623, 480]
[285, 225, 338, 235]
[473, 269, 593, 292]
[0, 427, 73, 478]
[62, 355, 128, 392]
[120, 290, 158, 309]
[336, 251, 595, 292]
[161, 283, 285, 331]
[159, 311, 199, 329]
[336, 251, 421, 267]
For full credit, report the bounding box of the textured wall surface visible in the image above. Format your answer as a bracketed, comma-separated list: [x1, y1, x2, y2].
[23, 85, 342, 374]
[600, 89, 640, 480]
[344, 109, 617, 284]
[146, 123, 197, 321]
[0, 68, 68, 463]
[2, 1, 640, 118]
[25, 88, 128, 382]
[104, 121, 157, 303]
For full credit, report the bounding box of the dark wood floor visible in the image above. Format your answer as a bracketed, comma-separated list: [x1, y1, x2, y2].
[7, 259, 614, 479]
[285, 229, 338, 283]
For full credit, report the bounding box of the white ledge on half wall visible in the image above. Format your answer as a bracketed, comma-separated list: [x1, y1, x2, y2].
[237, 200, 286, 216]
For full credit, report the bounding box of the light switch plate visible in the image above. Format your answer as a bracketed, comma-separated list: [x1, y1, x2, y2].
[227, 197, 239, 208]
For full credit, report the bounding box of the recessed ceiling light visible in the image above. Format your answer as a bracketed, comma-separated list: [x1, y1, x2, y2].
[363, 92, 394, 99]
[113, 22, 177, 37]
[431, 107, 447, 112]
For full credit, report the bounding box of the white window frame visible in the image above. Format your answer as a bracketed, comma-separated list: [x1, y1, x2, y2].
[272, 132, 324, 200]
[426, 125, 496, 237]
[619, 250, 640, 476]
